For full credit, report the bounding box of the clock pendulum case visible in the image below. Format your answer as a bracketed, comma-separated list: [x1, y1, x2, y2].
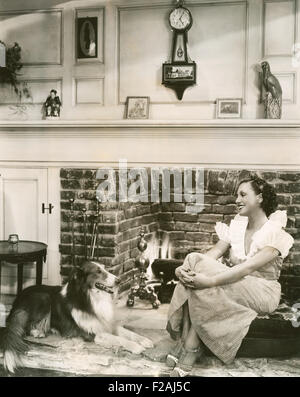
[162, 1, 196, 100]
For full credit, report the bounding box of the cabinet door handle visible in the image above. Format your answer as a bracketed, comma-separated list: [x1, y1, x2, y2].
[42, 203, 54, 214]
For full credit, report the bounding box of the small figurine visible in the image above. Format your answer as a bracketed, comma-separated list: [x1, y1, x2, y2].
[260, 61, 282, 119]
[44, 89, 61, 118]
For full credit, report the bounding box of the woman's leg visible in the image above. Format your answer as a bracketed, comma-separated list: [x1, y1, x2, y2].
[184, 326, 201, 351]
[166, 302, 190, 367]
[181, 301, 191, 340]
[170, 312, 205, 377]
[184, 301, 205, 352]
[166, 252, 206, 369]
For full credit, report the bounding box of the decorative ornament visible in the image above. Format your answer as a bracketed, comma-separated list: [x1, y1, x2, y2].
[44, 89, 62, 119]
[177, 47, 184, 58]
[260, 61, 282, 119]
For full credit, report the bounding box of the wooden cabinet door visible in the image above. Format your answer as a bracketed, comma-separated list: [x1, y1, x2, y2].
[0, 168, 48, 294]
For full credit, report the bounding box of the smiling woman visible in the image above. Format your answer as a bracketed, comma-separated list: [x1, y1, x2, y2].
[166, 174, 294, 377]
[236, 176, 278, 218]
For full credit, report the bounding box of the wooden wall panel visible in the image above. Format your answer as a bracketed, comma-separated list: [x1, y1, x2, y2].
[0, 10, 62, 65]
[119, 2, 247, 103]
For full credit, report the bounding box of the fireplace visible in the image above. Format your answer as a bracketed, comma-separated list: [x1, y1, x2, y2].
[60, 167, 300, 296]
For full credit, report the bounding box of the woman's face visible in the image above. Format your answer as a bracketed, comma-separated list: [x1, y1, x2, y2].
[236, 181, 262, 216]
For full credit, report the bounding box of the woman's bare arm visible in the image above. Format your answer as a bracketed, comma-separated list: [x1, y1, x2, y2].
[205, 240, 230, 260]
[211, 246, 280, 286]
[181, 247, 280, 289]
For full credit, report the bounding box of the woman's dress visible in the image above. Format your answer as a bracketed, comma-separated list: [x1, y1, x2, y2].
[167, 210, 294, 364]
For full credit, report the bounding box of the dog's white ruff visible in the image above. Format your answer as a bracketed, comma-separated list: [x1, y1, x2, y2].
[62, 266, 154, 354]
[71, 289, 115, 334]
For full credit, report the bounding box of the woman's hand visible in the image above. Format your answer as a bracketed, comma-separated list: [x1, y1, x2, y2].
[182, 273, 214, 290]
[177, 268, 214, 290]
[175, 267, 191, 285]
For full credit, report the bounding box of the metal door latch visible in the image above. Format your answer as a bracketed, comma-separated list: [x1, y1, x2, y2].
[42, 203, 54, 214]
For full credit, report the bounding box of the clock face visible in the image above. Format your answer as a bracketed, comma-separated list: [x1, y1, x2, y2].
[169, 7, 192, 31]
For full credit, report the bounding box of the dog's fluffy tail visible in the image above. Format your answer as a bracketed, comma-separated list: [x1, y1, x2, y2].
[0, 309, 29, 373]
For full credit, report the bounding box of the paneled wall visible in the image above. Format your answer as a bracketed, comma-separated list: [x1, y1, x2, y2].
[119, 2, 247, 103]
[0, 0, 300, 120]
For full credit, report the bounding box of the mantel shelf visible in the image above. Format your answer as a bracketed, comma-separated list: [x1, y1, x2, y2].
[0, 118, 299, 167]
[1, 119, 300, 129]
[0, 119, 300, 140]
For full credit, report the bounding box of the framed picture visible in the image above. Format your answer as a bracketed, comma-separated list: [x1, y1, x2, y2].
[125, 97, 150, 119]
[76, 17, 98, 59]
[163, 63, 196, 83]
[216, 98, 242, 119]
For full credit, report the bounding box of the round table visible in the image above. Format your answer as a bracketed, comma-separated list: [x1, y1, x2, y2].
[0, 240, 47, 295]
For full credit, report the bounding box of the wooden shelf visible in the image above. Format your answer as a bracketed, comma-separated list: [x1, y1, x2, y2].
[0, 119, 299, 167]
[0, 119, 300, 140]
[1, 119, 300, 129]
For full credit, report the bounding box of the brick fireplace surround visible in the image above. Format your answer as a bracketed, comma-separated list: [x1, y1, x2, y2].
[60, 168, 300, 295]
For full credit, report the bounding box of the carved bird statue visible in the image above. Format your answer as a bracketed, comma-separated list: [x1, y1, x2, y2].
[260, 61, 282, 119]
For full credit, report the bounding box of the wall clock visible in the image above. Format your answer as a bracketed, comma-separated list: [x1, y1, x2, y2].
[162, 1, 196, 100]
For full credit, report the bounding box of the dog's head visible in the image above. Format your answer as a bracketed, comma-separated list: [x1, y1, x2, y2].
[68, 261, 120, 296]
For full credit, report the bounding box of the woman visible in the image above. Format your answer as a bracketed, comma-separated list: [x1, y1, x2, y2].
[166, 175, 294, 377]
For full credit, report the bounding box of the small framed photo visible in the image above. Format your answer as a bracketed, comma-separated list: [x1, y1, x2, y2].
[76, 17, 98, 59]
[125, 96, 150, 119]
[216, 98, 242, 119]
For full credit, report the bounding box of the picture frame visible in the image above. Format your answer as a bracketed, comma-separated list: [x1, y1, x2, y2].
[76, 17, 98, 59]
[125, 96, 150, 120]
[162, 62, 197, 100]
[216, 98, 243, 119]
[163, 63, 196, 83]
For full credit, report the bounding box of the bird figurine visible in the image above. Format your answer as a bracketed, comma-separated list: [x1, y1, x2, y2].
[260, 61, 282, 119]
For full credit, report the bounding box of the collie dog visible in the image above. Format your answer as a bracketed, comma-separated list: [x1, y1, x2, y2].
[0, 261, 153, 373]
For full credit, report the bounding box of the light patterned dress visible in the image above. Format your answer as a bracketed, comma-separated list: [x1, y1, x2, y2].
[167, 210, 294, 364]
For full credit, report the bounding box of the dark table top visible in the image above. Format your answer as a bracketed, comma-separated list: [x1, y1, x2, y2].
[0, 240, 47, 260]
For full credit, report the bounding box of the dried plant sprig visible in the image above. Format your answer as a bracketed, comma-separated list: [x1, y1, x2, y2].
[0, 41, 31, 101]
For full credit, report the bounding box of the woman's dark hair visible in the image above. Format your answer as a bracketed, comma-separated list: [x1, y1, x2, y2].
[237, 175, 278, 217]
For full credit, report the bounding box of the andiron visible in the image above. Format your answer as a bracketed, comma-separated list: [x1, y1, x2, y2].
[127, 228, 160, 309]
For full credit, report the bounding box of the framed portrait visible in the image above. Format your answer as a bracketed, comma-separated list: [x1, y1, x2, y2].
[216, 98, 242, 119]
[125, 97, 150, 120]
[76, 17, 98, 59]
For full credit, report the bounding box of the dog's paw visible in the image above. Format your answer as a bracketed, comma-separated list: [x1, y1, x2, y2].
[125, 341, 146, 355]
[116, 326, 153, 349]
[94, 334, 112, 348]
[138, 336, 154, 349]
